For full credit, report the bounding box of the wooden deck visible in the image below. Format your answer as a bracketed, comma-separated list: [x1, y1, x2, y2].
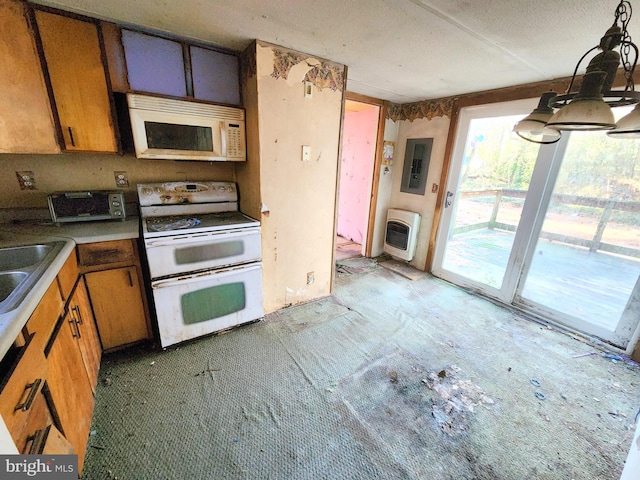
[442, 228, 640, 332]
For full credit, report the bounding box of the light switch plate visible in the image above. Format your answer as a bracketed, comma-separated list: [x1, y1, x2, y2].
[302, 145, 311, 162]
[304, 82, 313, 98]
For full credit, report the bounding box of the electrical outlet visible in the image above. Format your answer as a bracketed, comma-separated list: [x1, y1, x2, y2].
[304, 82, 313, 98]
[114, 171, 129, 187]
[302, 145, 311, 162]
[307, 271, 314, 285]
[16, 171, 36, 190]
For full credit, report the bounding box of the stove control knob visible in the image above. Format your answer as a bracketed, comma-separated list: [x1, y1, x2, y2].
[141, 187, 153, 196]
[154, 187, 163, 194]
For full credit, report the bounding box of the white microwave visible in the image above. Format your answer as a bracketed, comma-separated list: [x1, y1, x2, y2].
[127, 93, 246, 161]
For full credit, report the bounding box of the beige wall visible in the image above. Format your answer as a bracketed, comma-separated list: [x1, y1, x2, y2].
[245, 41, 345, 313]
[389, 115, 450, 270]
[0, 153, 233, 212]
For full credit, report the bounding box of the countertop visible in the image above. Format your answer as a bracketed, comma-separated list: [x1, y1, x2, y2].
[0, 218, 140, 361]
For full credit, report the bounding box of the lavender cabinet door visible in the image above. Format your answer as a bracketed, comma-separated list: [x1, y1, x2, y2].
[190, 46, 240, 105]
[121, 30, 186, 97]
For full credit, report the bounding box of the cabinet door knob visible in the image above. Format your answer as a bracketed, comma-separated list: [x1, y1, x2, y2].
[14, 378, 42, 412]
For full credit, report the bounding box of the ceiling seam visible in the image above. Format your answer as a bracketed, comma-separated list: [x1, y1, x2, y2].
[407, 0, 547, 76]
[347, 79, 423, 102]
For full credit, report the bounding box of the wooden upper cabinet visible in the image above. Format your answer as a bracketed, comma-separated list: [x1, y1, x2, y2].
[191, 46, 241, 105]
[121, 29, 187, 97]
[35, 9, 117, 153]
[0, 0, 59, 153]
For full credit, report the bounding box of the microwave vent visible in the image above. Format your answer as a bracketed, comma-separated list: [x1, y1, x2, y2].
[127, 94, 244, 121]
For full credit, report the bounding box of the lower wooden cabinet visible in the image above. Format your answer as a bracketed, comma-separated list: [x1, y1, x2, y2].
[80, 239, 151, 351]
[68, 278, 102, 393]
[0, 240, 148, 469]
[0, 340, 48, 449]
[85, 266, 149, 349]
[46, 304, 96, 472]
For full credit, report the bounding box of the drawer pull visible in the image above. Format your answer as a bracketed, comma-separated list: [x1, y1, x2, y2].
[67, 126, 76, 147]
[73, 305, 83, 325]
[68, 315, 81, 339]
[24, 428, 44, 454]
[127, 269, 133, 287]
[14, 378, 42, 412]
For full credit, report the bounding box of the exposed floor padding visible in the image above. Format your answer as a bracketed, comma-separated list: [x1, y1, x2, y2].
[83, 259, 640, 479]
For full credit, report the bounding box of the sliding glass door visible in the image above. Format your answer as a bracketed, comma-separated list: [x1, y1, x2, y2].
[517, 128, 640, 346]
[433, 101, 640, 348]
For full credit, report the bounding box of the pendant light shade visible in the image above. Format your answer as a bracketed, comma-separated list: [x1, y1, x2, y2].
[607, 103, 640, 138]
[515, 1, 639, 143]
[546, 72, 616, 131]
[513, 92, 561, 143]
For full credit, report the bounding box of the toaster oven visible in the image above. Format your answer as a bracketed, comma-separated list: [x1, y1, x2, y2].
[48, 191, 126, 224]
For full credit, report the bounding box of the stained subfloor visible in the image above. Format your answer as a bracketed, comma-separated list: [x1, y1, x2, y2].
[336, 235, 361, 261]
[83, 258, 640, 479]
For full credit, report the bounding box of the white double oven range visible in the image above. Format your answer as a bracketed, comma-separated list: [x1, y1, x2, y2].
[137, 181, 263, 348]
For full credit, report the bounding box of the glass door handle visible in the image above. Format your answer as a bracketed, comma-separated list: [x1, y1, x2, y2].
[445, 191, 454, 208]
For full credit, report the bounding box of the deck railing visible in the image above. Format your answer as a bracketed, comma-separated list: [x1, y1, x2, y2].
[453, 189, 640, 259]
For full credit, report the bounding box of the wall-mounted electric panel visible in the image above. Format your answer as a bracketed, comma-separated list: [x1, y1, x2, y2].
[401, 138, 433, 195]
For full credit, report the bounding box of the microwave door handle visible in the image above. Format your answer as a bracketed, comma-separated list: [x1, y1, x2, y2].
[65, 192, 92, 198]
[220, 121, 226, 156]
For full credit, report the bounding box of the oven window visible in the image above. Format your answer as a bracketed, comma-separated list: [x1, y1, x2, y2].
[181, 282, 246, 324]
[144, 121, 213, 152]
[174, 241, 245, 265]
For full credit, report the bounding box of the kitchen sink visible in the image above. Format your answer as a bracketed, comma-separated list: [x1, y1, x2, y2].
[0, 244, 57, 271]
[0, 272, 28, 303]
[0, 241, 67, 314]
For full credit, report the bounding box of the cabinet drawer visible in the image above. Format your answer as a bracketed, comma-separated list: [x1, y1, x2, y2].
[15, 390, 73, 455]
[15, 388, 73, 455]
[78, 239, 135, 267]
[0, 341, 48, 443]
[26, 280, 63, 352]
[41, 424, 74, 455]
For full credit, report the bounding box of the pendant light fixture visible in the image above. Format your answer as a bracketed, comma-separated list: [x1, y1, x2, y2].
[514, 0, 639, 143]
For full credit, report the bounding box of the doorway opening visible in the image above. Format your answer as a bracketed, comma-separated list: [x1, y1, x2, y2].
[336, 98, 381, 261]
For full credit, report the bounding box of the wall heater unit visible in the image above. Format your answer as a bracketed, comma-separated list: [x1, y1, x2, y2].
[383, 208, 421, 261]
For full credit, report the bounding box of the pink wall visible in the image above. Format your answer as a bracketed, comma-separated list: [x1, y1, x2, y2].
[338, 107, 378, 244]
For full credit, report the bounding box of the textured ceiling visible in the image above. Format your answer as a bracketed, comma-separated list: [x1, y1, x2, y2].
[31, 0, 636, 104]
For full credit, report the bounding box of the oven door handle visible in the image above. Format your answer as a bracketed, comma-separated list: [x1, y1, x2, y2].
[144, 227, 261, 248]
[151, 262, 263, 289]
